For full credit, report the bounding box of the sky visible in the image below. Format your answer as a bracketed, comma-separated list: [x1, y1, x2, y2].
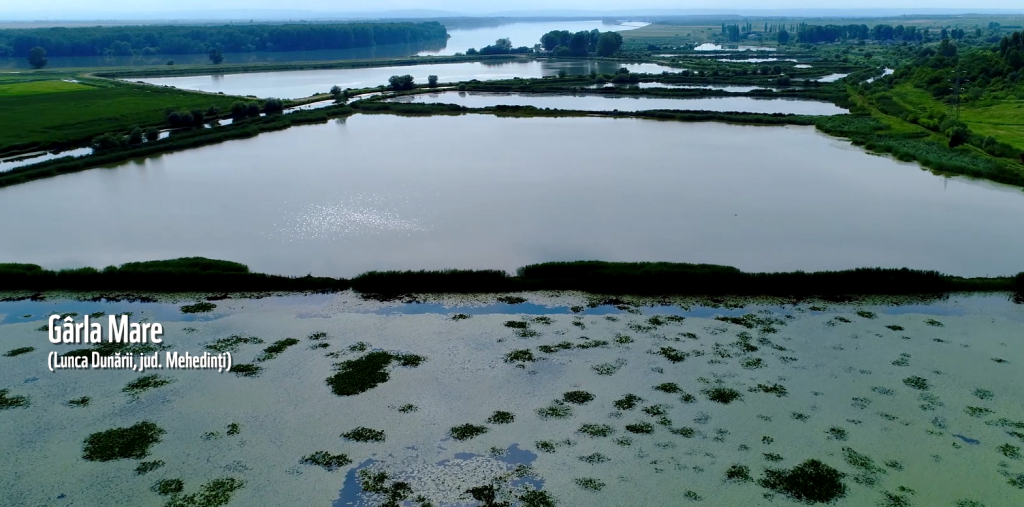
[8, 1, 1024, 13]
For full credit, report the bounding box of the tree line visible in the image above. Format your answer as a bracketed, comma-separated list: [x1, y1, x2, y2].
[0, 22, 448, 58]
[539, 29, 623, 57]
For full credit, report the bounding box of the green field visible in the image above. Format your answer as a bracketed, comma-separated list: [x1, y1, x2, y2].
[888, 84, 1024, 152]
[0, 78, 241, 153]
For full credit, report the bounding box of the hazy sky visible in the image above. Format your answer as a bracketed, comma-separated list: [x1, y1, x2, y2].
[7, 0, 1024, 15]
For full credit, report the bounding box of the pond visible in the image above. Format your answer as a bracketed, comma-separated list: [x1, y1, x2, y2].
[386, 91, 847, 115]
[2, 293, 1022, 507]
[1, 114, 1022, 278]
[126, 60, 677, 99]
[418, 20, 646, 56]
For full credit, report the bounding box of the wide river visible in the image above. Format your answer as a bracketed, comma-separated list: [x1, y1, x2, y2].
[1, 114, 1022, 277]
[128, 61, 677, 99]
[388, 91, 847, 115]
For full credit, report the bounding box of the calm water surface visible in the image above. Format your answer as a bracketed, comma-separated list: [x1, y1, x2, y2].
[1, 115, 1022, 277]
[388, 91, 847, 115]
[127, 61, 676, 99]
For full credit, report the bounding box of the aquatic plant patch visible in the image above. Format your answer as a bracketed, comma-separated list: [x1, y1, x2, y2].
[180, 302, 216, 314]
[256, 338, 300, 362]
[205, 335, 264, 353]
[703, 387, 743, 404]
[123, 374, 174, 396]
[758, 459, 847, 504]
[614, 394, 643, 411]
[342, 427, 386, 442]
[300, 451, 352, 471]
[163, 477, 245, 507]
[0, 389, 29, 409]
[82, 421, 165, 461]
[3, 346, 34, 357]
[449, 424, 489, 441]
[326, 350, 425, 396]
[487, 411, 515, 424]
[563, 390, 595, 404]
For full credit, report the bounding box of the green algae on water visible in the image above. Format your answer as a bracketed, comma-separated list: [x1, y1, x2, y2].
[231, 363, 261, 377]
[256, 338, 300, 362]
[136, 460, 165, 475]
[487, 411, 515, 424]
[703, 387, 743, 404]
[326, 350, 425, 396]
[123, 374, 174, 396]
[758, 459, 847, 504]
[300, 451, 352, 471]
[342, 427, 386, 442]
[574, 477, 605, 491]
[205, 335, 264, 353]
[3, 346, 34, 357]
[725, 463, 752, 482]
[450, 424, 489, 441]
[180, 302, 216, 314]
[83, 421, 164, 461]
[614, 394, 644, 411]
[152, 478, 184, 496]
[563, 390, 595, 405]
[578, 424, 615, 437]
[67, 396, 90, 407]
[163, 477, 244, 507]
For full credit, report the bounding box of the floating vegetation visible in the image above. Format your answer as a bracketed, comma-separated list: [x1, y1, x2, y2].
[576, 339, 609, 350]
[516, 329, 540, 338]
[538, 342, 575, 353]
[487, 411, 515, 424]
[180, 302, 216, 314]
[892, 353, 910, 367]
[826, 427, 849, 441]
[518, 490, 556, 507]
[680, 392, 697, 403]
[201, 431, 221, 441]
[349, 342, 370, 353]
[449, 424, 489, 441]
[206, 335, 264, 353]
[954, 501, 984, 507]
[702, 387, 743, 405]
[966, 407, 994, 418]
[973, 389, 994, 400]
[310, 342, 330, 349]
[537, 401, 573, 420]
[255, 338, 300, 362]
[451, 313, 471, 321]
[924, 319, 944, 327]
[758, 459, 847, 504]
[152, 478, 184, 496]
[615, 436, 633, 446]
[999, 444, 1022, 459]
[563, 390, 595, 405]
[300, 451, 352, 470]
[574, 477, 605, 491]
[872, 387, 895, 396]
[615, 333, 634, 344]
[123, 374, 174, 396]
[579, 452, 610, 464]
[625, 422, 655, 434]
[614, 394, 643, 411]
[163, 477, 245, 507]
[628, 322, 655, 333]
[880, 490, 912, 507]
[504, 321, 529, 329]
[791, 412, 810, 422]
[67, 396, 90, 407]
[885, 325, 904, 331]
[504, 349, 536, 364]
[2, 346, 34, 357]
[856, 311, 877, 319]
[684, 490, 703, 501]
[741, 358, 766, 369]
[765, 453, 784, 463]
[531, 316, 553, 325]
[342, 427, 386, 443]
[750, 383, 788, 397]
[726, 464, 753, 482]
[307, 331, 328, 340]
[231, 363, 261, 377]
[885, 460, 903, 470]
[655, 346, 690, 363]
[578, 424, 615, 437]
[842, 447, 885, 486]
[654, 382, 681, 394]
[903, 376, 930, 390]
[993, 358, 1009, 364]
[397, 404, 418, 413]
[592, 359, 626, 375]
[135, 460, 165, 475]
[326, 350, 424, 396]
[82, 421, 165, 461]
[852, 397, 871, 409]
[671, 427, 696, 438]
[497, 295, 527, 305]
[535, 441, 559, 453]
[226, 423, 240, 435]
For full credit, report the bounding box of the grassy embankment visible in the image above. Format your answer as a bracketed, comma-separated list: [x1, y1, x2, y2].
[0, 74, 241, 155]
[1, 257, 1021, 297]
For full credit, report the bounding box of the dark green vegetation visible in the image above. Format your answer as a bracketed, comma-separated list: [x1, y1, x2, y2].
[0, 388, 29, 409]
[903, 376, 931, 390]
[341, 427, 386, 443]
[0, 257, 346, 292]
[206, 335, 264, 353]
[230, 363, 261, 377]
[135, 460, 165, 475]
[625, 422, 655, 434]
[123, 374, 174, 396]
[487, 411, 515, 424]
[152, 478, 184, 495]
[614, 394, 644, 411]
[759, 459, 848, 504]
[562, 390, 596, 404]
[163, 477, 245, 507]
[449, 423, 489, 441]
[703, 387, 743, 404]
[574, 477, 605, 491]
[256, 338, 300, 362]
[2, 346, 34, 357]
[67, 396, 90, 407]
[538, 29, 623, 57]
[325, 350, 425, 396]
[726, 464, 753, 482]
[300, 451, 352, 471]
[82, 421, 165, 461]
[180, 302, 216, 314]
[0, 22, 448, 57]
[536, 401, 573, 420]
[578, 423, 615, 437]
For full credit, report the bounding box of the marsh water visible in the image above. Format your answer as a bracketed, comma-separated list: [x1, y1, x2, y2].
[127, 61, 677, 99]
[1, 115, 1023, 277]
[2, 292, 1023, 507]
[387, 91, 846, 115]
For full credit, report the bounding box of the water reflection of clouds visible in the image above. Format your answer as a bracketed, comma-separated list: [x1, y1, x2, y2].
[270, 194, 428, 241]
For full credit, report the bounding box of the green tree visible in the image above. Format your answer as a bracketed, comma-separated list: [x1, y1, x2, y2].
[388, 74, 415, 91]
[127, 127, 144, 145]
[92, 132, 124, 150]
[144, 128, 159, 142]
[568, 31, 590, 56]
[263, 98, 284, 114]
[329, 85, 342, 96]
[427, 75, 439, 87]
[596, 32, 623, 57]
[208, 48, 224, 64]
[28, 47, 47, 69]
[778, 29, 790, 44]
